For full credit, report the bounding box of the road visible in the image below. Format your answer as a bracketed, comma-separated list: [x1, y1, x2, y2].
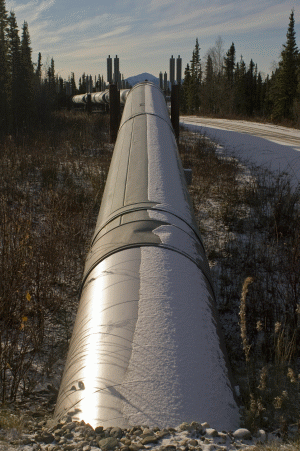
[180, 116, 300, 187]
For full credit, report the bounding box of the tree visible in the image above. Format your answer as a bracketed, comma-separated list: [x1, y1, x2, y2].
[189, 38, 202, 112]
[181, 63, 191, 113]
[272, 10, 299, 119]
[224, 42, 235, 87]
[0, 0, 9, 133]
[7, 11, 23, 130]
[234, 56, 247, 115]
[202, 54, 215, 113]
[20, 21, 34, 125]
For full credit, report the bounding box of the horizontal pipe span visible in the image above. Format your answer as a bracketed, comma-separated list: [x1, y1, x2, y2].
[72, 89, 130, 105]
[55, 81, 240, 431]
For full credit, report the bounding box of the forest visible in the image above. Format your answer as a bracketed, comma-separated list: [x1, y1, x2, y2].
[0, 0, 300, 136]
[181, 10, 300, 127]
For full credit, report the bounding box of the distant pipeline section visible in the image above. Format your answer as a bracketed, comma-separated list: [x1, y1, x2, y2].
[54, 81, 240, 431]
[72, 89, 130, 106]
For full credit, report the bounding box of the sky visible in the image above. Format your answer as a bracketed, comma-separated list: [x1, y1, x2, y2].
[5, 0, 300, 84]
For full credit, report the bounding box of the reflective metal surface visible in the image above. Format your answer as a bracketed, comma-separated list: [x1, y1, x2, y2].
[55, 82, 240, 430]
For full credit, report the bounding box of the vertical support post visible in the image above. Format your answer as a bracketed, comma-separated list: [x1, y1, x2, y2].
[110, 84, 120, 143]
[86, 93, 92, 114]
[171, 84, 179, 142]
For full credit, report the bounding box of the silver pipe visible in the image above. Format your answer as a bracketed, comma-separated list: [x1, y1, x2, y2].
[55, 81, 240, 430]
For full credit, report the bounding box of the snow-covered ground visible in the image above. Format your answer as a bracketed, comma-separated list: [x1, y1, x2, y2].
[180, 117, 300, 188]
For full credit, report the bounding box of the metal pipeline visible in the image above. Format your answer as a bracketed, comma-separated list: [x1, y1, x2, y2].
[55, 81, 240, 430]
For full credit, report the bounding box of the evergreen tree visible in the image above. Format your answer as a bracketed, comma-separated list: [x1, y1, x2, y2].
[20, 21, 34, 126]
[273, 10, 299, 119]
[0, 0, 9, 133]
[181, 63, 191, 113]
[224, 42, 235, 87]
[36, 51, 42, 79]
[245, 59, 256, 116]
[189, 38, 202, 112]
[8, 11, 22, 130]
[203, 54, 215, 113]
[234, 56, 247, 115]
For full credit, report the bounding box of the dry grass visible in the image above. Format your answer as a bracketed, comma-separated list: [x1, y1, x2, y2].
[179, 126, 300, 446]
[0, 110, 111, 404]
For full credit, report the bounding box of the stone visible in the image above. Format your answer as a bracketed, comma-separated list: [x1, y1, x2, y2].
[65, 432, 74, 439]
[141, 435, 158, 445]
[110, 427, 123, 438]
[189, 439, 198, 446]
[205, 428, 218, 437]
[156, 429, 170, 439]
[232, 428, 252, 440]
[201, 423, 210, 429]
[95, 426, 104, 434]
[99, 436, 120, 450]
[178, 422, 194, 432]
[35, 433, 55, 444]
[140, 428, 154, 437]
[129, 443, 145, 451]
[254, 429, 267, 443]
[83, 446, 91, 451]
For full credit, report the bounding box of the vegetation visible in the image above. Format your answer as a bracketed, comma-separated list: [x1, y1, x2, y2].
[181, 10, 300, 127]
[0, 111, 110, 405]
[179, 128, 300, 448]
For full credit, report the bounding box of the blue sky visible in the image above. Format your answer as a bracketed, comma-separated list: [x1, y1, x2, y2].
[5, 0, 300, 84]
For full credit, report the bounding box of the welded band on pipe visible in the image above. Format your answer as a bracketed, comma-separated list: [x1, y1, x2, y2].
[55, 81, 240, 431]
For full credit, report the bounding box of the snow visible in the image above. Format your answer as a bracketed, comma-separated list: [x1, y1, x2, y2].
[181, 117, 300, 188]
[121, 246, 240, 431]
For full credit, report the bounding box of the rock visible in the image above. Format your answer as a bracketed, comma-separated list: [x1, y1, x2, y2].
[83, 446, 91, 451]
[110, 427, 123, 438]
[205, 428, 218, 437]
[156, 429, 170, 439]
[62, 422, 77, 432]
[254, 429, 267, 443]
[140, 428, 154, 437]
[201, 422, 210, 429]
[95, 426, 104, 434]
[120, 438, 131, 445]
[129, 443, 145, 451]
[35, 433, 55, 444]
[189, 439, 198, 446]
[141, 435, 158, 445]
[65, 432, 74, 439]
[178, 422, 194, 432]
[232, 428, 252, 440]
[99, 436, 120, 450]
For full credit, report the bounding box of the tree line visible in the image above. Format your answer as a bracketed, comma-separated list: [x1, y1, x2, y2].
[0, 0, 108, 135]
[181, 10, 300, 125]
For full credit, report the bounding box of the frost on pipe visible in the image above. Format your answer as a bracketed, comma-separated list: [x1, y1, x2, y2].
[55, 81, 240, 430]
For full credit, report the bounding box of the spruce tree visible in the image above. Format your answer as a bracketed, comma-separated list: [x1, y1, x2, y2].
[224, 42, 235, 87]
[0, 0, 9, 133]
[20, 21, 34, 126]
[203, 54, 215, 113]
[189, 38, 202, 112]
[234, 56, 247, 115]
[182, 63, 191, 113]
[8, 11, 22, 130]
[273, 9, 299, 119]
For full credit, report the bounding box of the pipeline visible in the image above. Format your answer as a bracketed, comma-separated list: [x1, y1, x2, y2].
[54, 81, 240, 430]
[72, 89, 130, 105]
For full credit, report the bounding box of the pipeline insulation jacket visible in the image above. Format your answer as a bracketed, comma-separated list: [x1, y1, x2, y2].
[55, 82, 240, 430]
